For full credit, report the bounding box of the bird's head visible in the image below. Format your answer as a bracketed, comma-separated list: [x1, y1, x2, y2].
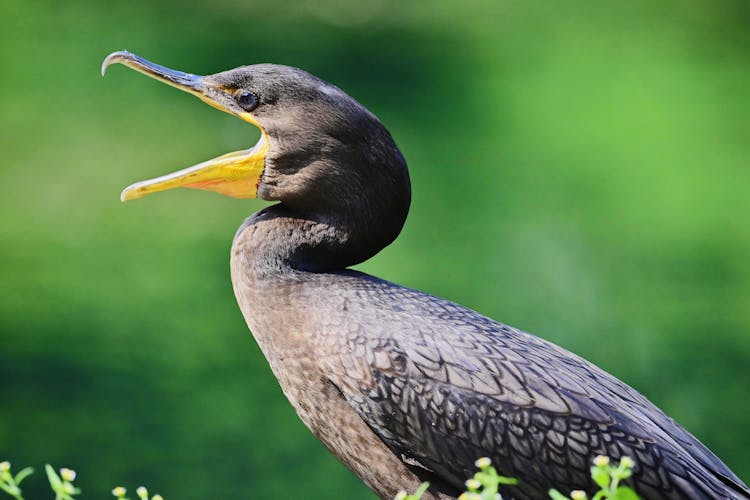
[102, 51, 410, 217]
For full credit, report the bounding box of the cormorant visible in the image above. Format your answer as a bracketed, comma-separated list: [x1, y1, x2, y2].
[102, 51, 750, 500]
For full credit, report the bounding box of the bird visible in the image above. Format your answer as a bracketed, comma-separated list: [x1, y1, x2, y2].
[102, 50, 749, 500]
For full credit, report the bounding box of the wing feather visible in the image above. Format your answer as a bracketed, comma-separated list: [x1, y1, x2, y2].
[319, 276, 749, 499]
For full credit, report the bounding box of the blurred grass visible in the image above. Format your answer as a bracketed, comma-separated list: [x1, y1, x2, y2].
[1, 0, 749, 498]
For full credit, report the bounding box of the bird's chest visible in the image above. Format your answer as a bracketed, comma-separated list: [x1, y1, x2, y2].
[231, 271, 315, 394]
[229, 248, 340, 431]
[229, 250, 429, 498]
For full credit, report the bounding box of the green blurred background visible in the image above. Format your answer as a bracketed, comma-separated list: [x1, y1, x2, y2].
[2, 0, 749, 497]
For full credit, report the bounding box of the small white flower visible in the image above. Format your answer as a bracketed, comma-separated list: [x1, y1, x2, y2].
[593, 455, 610, 467]
[571, 490, 587, 500]
[620, 456, 634, 468]
[60, 468, 77, 482]
[394, 491, 407, 500]
[136, 486, 148, 499]
[0, 462, 10, 472]
[152, 495, 164, 500]
[474, 457, 492, 469]
[112, 486, 127, 497]
[465, 479, 481, 490]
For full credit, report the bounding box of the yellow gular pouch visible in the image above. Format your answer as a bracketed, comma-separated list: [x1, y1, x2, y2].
[120, 122, 269, 202]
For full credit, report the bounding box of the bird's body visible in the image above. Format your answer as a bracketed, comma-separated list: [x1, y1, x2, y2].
[231, 207, 748, 499]
[103, 51, 750, 499]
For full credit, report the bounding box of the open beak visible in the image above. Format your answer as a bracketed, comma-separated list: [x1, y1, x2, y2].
[101, 51, 268, 201]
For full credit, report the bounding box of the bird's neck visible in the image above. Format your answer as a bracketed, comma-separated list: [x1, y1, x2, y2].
[232, 201, 406, 277]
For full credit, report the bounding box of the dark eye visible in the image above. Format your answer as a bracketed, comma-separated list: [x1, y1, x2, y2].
[236, 91, 259, 111]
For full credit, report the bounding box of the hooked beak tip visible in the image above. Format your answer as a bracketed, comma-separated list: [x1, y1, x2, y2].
[101, 50, 132, 77]
[100, 50, 205, 94]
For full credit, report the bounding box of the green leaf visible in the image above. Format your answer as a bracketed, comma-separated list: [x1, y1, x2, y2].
[611, 486, 640, 500]
[474, 472, 491, 484]
[0, 482, 21, 496]
[548, 489, 569, 500]
[498, 476, 519, 485]
[590, 467, 610, 489]
[13, 468, 33, 486]
[45, 465, 62, 491]
[413, 482, 430, 498]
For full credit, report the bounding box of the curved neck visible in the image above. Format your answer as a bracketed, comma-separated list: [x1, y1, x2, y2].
[233, 199, 408, 276]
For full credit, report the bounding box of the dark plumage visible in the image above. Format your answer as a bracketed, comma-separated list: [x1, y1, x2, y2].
[103, 51, 749, 499]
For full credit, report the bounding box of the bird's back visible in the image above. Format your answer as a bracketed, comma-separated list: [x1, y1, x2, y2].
[287, 269, 750, 499]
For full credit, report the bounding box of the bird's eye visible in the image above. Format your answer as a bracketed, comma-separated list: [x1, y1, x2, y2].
[236, 91, 259, 112]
